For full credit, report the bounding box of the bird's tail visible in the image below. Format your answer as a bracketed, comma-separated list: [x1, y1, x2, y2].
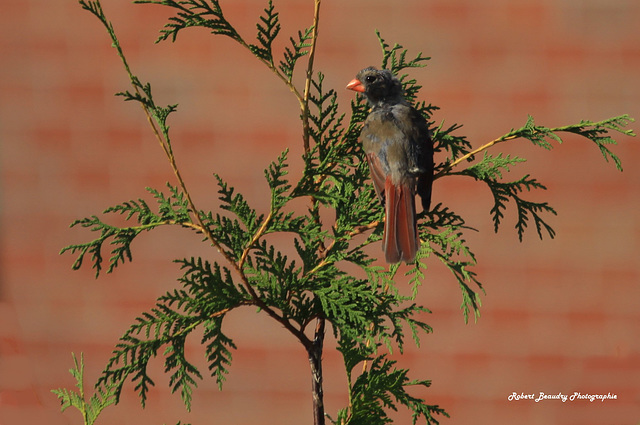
[383, 178, 419, 263]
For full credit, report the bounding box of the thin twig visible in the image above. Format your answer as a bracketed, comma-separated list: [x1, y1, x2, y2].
[239, 209, 274, 269]
[302, 0, 322, 153]
[235, 39, 306, 109]
[170, 302, 252, 340]
[433, 134, 518, 180]
[305, 219, 381, 277]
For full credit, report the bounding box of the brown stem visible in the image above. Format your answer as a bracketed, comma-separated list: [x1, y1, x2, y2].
[433, 134, 517, 180]
[308, 317, 326, 425]
[302, 0, 322, 153]
[302, 4, 325, 424]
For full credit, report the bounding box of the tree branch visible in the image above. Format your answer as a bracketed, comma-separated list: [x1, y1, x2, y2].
[434, 134, 517, 180]
[308, 316, 326, 425]
[302, 0, 322, 153]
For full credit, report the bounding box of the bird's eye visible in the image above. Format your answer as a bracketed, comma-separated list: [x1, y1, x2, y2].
[365, 75, 377, 83]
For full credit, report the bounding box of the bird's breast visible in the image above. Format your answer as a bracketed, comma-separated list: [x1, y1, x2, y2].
[361, 111, 413, 184]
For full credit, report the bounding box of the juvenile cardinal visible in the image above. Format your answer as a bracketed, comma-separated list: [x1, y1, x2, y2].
[347, 67, 433, 263]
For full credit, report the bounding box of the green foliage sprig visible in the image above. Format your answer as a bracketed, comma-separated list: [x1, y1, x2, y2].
[60, 183, 192, 277]
[52, 353, 119, 425]
[59, 1, 634, 424]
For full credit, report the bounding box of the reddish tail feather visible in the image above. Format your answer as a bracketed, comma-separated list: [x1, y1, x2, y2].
[383, 177, 419, 263]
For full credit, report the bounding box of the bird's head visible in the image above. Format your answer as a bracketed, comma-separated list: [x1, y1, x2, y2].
[346, 67, 403, 105]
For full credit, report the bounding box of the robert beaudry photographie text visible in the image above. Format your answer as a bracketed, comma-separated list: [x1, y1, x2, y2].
[508, 392, 618, 403]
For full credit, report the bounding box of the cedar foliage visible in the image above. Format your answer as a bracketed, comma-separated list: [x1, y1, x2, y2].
[55, 1, 634, 424]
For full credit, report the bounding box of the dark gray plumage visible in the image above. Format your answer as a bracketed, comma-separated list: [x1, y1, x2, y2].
[347, 67, 433, 263]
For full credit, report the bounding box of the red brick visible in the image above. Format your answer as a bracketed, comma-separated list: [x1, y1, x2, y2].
[70, 164, 111, 193]
[425, 1, 472, 23]
[32, 124, 73, 152]
[65, 82, 107, 105]
[543, 42, 588, 66]
[504, 2, 550, 27]
[105, 125, 145, 150]
[527, 354, 570, 374]
[0, 389, 41, 406]
[621, 43, 640, 67]
[508, 86, 554, 114]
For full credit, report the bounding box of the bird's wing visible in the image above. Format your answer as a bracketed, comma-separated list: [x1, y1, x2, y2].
[366, 152, 387, 205]
[390, 104, 433, 211]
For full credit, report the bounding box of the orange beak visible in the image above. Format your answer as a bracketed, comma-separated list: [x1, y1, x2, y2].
[346, 78, 365, 93]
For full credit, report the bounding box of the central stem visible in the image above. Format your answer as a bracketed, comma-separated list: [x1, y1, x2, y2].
[302, 4, 325, 425]
[308, 317, 326, 425]
[301, 0, 321, 153]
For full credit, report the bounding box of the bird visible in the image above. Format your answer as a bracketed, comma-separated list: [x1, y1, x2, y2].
[346, 67, 433, 263]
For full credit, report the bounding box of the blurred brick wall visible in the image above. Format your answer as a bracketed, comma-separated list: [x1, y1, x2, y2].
[1, 1, 639, 424]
